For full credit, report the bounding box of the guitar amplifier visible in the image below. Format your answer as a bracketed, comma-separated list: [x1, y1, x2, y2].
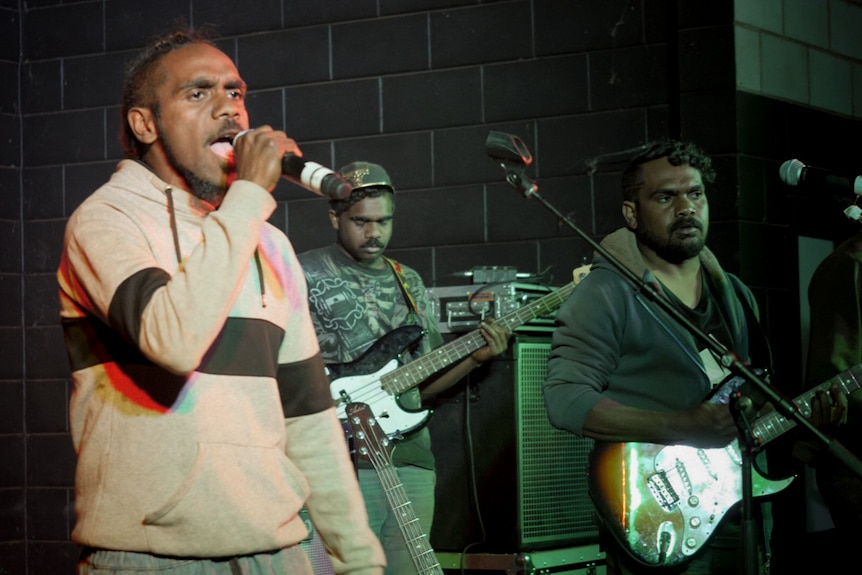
[425, 283, 558, 334]
[430, 337, 600, 553]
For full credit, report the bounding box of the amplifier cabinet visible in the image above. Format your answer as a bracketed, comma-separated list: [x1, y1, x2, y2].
[429, 337, 599, 553]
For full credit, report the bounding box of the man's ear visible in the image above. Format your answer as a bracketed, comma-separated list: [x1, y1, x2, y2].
[127, 107, 158, 145]
[328, 209, 340, 231]
[622, 200, 637, 229]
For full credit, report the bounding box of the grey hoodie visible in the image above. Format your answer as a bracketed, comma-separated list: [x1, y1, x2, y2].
[543, 227, 759, 436]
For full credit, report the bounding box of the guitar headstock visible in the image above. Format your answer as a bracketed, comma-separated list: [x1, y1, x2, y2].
[345, 402, 394, 465]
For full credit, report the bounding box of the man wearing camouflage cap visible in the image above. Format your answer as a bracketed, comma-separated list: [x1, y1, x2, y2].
[298, 162, 510, 575]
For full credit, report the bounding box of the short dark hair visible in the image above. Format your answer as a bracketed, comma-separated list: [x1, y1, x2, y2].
[621, 139, 717, 202]
[120, 27, 216, 159]
[329, 187, 395, 217]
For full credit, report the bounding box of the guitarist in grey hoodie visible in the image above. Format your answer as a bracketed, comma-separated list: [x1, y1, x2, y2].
[543, 139, 847, 575]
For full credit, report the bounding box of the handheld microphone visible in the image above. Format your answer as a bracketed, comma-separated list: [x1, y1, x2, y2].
[779, 159, 862, 196]
[232, 130, 352, 200]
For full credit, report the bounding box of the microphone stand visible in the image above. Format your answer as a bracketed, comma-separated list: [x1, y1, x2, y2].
[494, 161, 862, 574]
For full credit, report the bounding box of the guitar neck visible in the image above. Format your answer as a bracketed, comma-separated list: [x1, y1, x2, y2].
[347, 403, 444, 575]
[370, 460, 443, 574]
[753, 363, 862, 444]
[382, 281, 575, 395]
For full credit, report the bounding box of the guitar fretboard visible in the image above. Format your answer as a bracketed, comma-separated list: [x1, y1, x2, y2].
[753, 363, 862, 444]
[380, 281, 575, 395]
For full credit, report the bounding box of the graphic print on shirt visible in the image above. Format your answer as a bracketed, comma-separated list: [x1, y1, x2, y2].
[307, 273, 418, 363]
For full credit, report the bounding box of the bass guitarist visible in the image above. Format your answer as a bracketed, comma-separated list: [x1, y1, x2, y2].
[298, 161, 511, 575]
[543, 139, 847, 574]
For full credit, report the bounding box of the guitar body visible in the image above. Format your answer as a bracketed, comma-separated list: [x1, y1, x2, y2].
[327, 325, 430, 436]
[587, 361, 862, 569]
[589, 440, 793, 568]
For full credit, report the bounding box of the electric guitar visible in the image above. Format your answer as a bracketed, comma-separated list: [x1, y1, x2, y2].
[344, 402, 444, 575]
[589, 363, 862, 569]
[327, 266, 590, 437]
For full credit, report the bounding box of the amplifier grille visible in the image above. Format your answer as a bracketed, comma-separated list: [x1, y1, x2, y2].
[515, 342, 597, 546]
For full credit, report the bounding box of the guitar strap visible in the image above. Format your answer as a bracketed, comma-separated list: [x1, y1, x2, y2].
[728, 274, 773, 373]
[384, 257, 421, 319]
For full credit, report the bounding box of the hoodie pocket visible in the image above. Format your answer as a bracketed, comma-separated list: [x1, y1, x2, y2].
[143, 441, 309, 556]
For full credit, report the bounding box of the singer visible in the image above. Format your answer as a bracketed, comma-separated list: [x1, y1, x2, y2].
[56, 27, 384, 575]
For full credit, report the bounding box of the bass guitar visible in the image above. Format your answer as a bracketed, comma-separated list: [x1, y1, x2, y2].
[327, 266, 589, 437]
[345, 402, 444, 575]
[589, 363, 862, 569]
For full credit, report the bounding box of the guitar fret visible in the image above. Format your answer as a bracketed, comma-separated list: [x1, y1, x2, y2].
[752, 362, 862, 444]
[380, 281, 575, 396]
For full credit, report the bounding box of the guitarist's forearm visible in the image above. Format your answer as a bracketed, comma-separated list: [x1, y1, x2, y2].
[419, 356, 480, 400]
[583, 398, 738, 448]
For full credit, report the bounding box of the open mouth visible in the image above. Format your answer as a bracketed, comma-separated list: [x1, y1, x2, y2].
[209, 136, 235, 161]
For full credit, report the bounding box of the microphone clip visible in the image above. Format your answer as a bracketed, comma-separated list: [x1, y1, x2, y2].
[486, 131, 539, 197]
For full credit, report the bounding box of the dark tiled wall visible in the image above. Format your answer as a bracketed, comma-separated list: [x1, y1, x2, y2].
[2, 0, 861, 573]
[0, 0, 24, 570]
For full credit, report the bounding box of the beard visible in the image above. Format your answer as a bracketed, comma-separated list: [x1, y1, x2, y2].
[636, 216, 707, 264]
[155, 114, 227, 205]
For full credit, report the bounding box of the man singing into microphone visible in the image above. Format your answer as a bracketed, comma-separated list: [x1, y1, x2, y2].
[57, 28, 384, 574]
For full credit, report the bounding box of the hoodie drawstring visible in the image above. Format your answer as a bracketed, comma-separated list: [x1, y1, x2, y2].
[165, 187, 267, 308]
[254, 249, 267, 308]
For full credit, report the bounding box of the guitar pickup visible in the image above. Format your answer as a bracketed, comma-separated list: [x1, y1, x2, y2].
[648, 471, 680, 512]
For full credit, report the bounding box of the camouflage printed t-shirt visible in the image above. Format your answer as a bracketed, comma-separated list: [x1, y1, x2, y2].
[297, 244, 443, 469]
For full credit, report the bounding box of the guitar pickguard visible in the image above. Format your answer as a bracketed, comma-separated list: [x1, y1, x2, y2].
[326, 325, 424, 380]
[327, 326, 429, 437]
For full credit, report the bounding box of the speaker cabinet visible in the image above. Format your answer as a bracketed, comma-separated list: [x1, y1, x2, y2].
[429, 337, 598, 552]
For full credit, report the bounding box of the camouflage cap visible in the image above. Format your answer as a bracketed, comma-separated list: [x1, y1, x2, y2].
[337, 161, 395, 193]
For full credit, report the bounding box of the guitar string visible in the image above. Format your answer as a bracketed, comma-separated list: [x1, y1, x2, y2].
[359, 415, 443, 574]
[382, 284, 576, 396]
[344, 285, 576, 410]
[646, 367, 862, 498]
[368, 435, 441, 573]
[368, 437, 438, 571]
[753, 370, 862, 442]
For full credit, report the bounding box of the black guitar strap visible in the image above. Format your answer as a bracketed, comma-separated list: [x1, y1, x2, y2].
[728, 274, 774, 374]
